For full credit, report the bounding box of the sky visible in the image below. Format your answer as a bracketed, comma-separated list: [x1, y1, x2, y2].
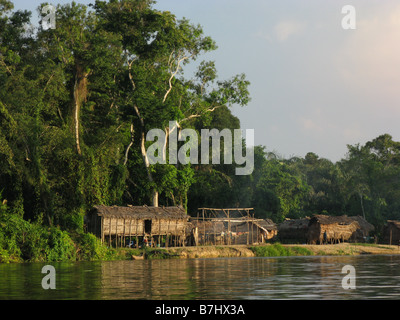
[11, 0, 400, 162]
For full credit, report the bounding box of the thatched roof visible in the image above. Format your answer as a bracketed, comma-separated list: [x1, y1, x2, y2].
[279, 218, 310, 230]
[348, 216, 375, 233]
[386, 220, 400, 229]
[309, 214, 357, 226]
[278, 218, 310, 240]
[255, 219, 277, 231]
[91, 205, 188, 220]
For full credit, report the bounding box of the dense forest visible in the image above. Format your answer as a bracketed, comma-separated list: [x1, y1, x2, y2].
[1, 0, 400, 262]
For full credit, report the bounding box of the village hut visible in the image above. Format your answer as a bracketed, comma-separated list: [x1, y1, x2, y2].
[348, 216, 375, 242]
[189, 219, 225, 245]
[307, 215, 360, 245]
[383, 220, 400, 245]
[278, 217, 310, 244]
[253, 219, 278, 241]
[87, 205, 188, 247]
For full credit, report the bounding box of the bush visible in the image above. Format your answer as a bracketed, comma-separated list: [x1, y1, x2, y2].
[250, 243, 313, 257]
[73, 232, 109, 261]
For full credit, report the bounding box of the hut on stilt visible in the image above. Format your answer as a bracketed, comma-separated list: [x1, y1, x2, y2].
[86, 205, 189, 248]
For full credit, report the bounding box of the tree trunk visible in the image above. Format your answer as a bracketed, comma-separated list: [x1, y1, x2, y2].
[72, 64, 89, 156]
[140, 129, 159, 207]
[359, 192, 366, 220]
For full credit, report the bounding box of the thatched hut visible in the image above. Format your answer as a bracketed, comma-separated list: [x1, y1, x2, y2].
[87, 205, 188, 247]
[278, 218, 310, 244]
[348, 216, 375, 241]
[255, 219, 278, 241]
[383, 220, 400, 245]
[232, 218, 277, 244]
[307, 215, 360, 245]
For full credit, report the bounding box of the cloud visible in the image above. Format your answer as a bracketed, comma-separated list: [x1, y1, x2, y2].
[336, 4, 400, 110]
[274, 20, 306, 42]
[254, 19, 306, 43]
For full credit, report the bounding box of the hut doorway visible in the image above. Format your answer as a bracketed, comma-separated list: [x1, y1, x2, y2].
[144, 219, 152, 234]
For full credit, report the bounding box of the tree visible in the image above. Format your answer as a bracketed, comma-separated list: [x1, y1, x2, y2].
[93, 0, 250, 207]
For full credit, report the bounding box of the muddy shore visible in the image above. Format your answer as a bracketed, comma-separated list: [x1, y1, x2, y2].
[163, 243, 400, 259]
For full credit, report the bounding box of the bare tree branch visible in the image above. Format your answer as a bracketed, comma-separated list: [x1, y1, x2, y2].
[163, 51, 192, 103]
[179, 105, 224, 124]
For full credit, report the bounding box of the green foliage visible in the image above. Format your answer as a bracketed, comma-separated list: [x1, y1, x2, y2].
[250, 243, 313, 257]
[2, 0, 400, 264]
[72, 232, 109, 261]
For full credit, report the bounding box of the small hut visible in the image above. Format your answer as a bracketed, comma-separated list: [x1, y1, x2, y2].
[278, 217, 310, 244]
[230, 218, 277, 245]
[348, 216, 375, 242]
[87, 205, 188, 247]
[190, 208, 277, 245]
[254, 219, 278, 241]
[307, 215, 360, 245]
[383, 220, 400, 245]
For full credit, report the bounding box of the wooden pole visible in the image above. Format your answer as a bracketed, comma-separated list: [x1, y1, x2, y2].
[135, 219, 139, 249]
[115, 218, 118, 248]
[203, 209, 206, 245]
[174, 221, 178, 247]
[129, 219, 132, 247]
[196, 210, 199, 247]
[166, 220, 170, 248]
[101, 216, 104, 244]
[247, 218, 249, 245]
[122, 218, 126, 248]
[109, 218, 112, 247]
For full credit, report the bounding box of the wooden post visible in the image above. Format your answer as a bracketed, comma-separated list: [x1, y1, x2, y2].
[135, 219, 139, 249]
[101, 216, 104, 244]
[196, 210, 199, 246]
[158, 219, 161, 245]
[203, 209, 206, 246]
[129, 219, 132, 247]
[183, 220, 186, 247]
[166, 220, 170, 248]
[115, 218, 118, 248]
[174, 221, 178, 247]
[122, 218, 126, 248]
[247, 218, 249, 245]
[235, 225, 237, 245]
[109, 218, 112, 247]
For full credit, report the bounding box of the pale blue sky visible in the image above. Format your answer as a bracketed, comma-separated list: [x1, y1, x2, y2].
[11, 0, 400, 162]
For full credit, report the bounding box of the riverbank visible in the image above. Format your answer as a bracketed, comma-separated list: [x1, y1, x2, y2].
[159, 243, 400, 259]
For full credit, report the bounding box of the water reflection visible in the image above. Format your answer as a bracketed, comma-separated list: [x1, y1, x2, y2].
[1, 255, 400, 300]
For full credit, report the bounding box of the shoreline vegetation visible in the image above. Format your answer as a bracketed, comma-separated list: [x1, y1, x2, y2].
[2, 0, 400, 266]
[108, 242, 400, 261]
[1, 205, 399, 264]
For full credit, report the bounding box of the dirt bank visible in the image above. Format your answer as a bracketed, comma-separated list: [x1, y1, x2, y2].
[164, 243, 400, 259]
[289, 243, 400, 256]
[166, 245, 256, 259]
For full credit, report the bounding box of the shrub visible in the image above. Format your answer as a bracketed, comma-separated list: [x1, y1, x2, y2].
[250, 243, 313, 257]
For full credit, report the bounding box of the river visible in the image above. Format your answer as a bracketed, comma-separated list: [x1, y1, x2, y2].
[1, 255, 400, 300]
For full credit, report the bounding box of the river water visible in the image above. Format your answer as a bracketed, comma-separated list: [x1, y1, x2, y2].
[1, 255, 400, 300]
